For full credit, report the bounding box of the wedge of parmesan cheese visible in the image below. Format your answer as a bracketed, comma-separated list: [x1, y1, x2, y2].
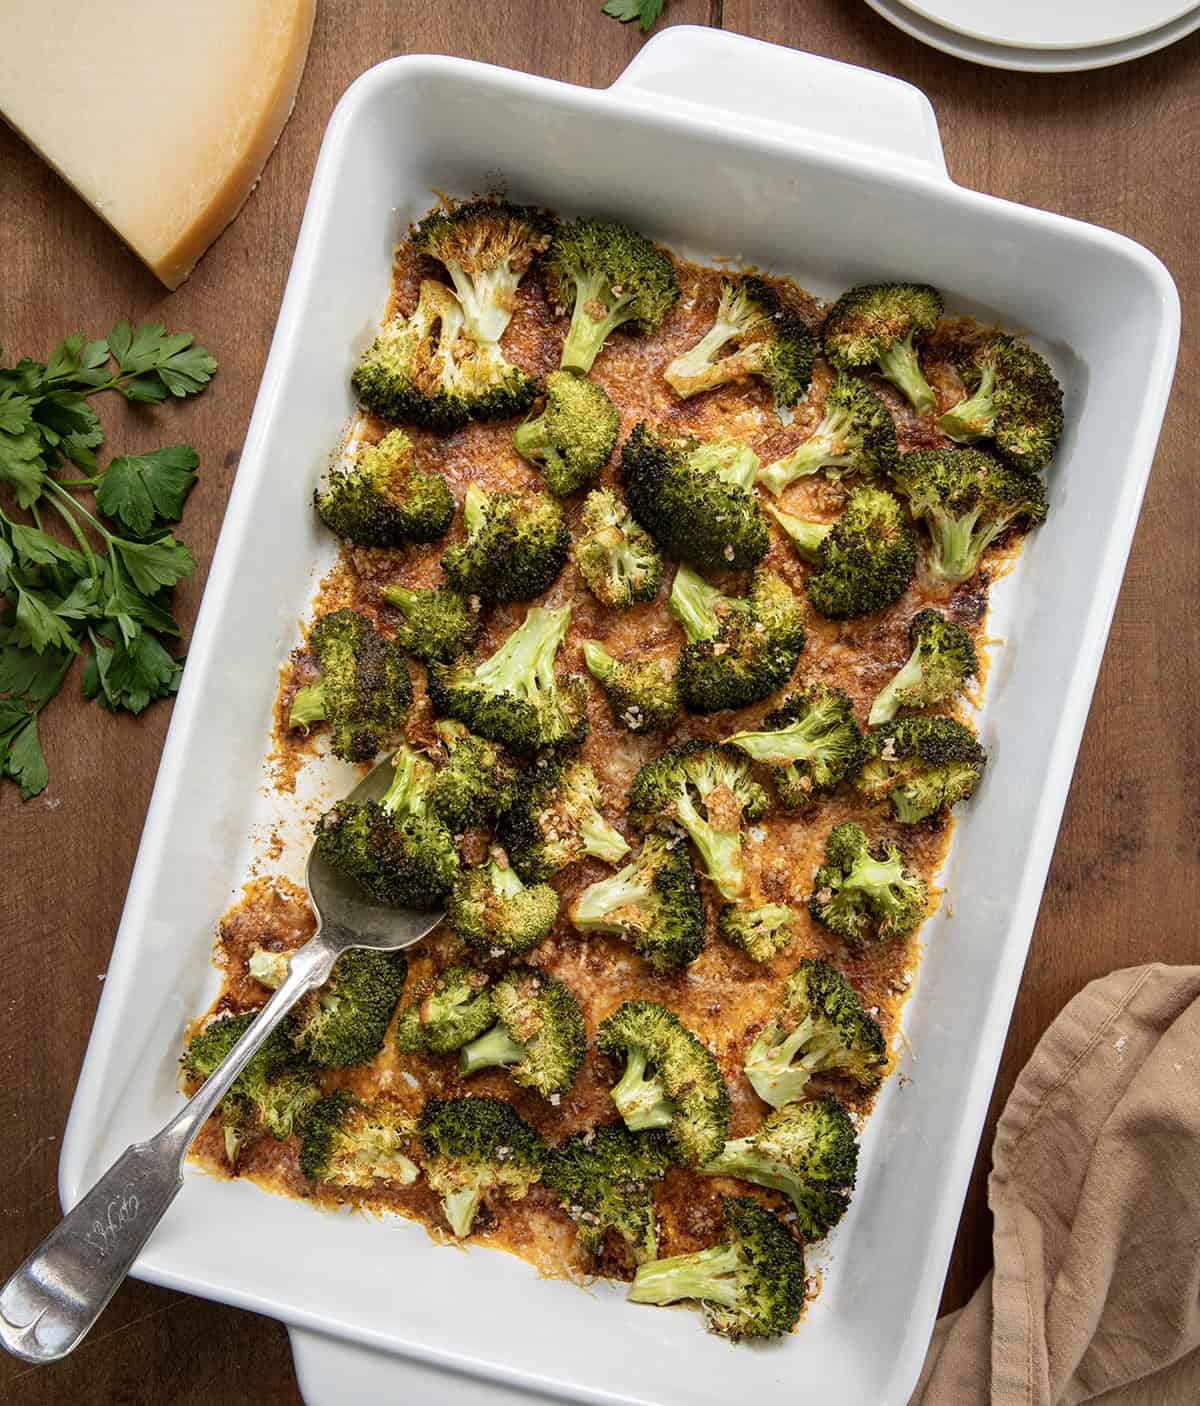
[0, 0, 316, 289]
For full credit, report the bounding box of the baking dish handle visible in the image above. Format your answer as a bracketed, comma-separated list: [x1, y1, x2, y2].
[608, 25, 948, 178]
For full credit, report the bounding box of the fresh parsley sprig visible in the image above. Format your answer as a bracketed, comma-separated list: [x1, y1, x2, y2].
[601, 0, 666, 31]
[0, 324, 215, 799]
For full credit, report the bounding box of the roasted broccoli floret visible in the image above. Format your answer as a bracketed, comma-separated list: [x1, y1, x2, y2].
[809, 822, 926, 943]
[299, 1090, 419, 1187]
[446, 848, 560, 957]
[182, 1013, 319, 1164]
[758, 374, 898, 493]
[620, 423, 769, 572]
[822, 282, 943, 414]
[725, 684, 868, 811]
[512, 371, 621, 497]
[869, 609, 978, 726]
[574, 487, 664, 608]
[744, 958, 887, 1108]
[289, 609, 413, 763]
[797, 486, 917, 620]
[628, 1195, 806, 1340]
[669, 565, 806, 714]
[292, 948, 408, 1068]
[427, 720, 520, 832]
[457, 965, 586, 1097]
[543, 217, 679, 374]
[582, 641, 678, 734]
[411, 200, 552, 344]
[716, 903, 796, 963]
[891, 447, 1048, 584]
[701, 1096, 858, 1239]
[663, 276, 814, 406]
[544, 1124, 672, 1264]
[857, 714, 986, 824]
[570, 835, 705, 972]
[417, 1095, 545, 1237]
[440, 483, 569, 604]
[500, 758, 630, 882]
[352, 280, 537, 430]
[628, 741, 768, 901]
[597, 1001, 730, 1167]
[313, 745, 460, 909]
[395, 964, 496, 1055]
[427, 604, 589, 752]
[380, 584, 481, 666]
[936, 333, 1064, 471]
[314, 429, 454, 547]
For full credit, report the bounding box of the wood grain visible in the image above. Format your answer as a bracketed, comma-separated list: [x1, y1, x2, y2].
[1, 2, 1195, 1399]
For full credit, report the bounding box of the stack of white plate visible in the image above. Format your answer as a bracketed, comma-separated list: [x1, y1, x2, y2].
[865, 0, 1200, 71]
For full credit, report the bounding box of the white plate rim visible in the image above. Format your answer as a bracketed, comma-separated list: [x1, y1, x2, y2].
[898, 0, 1200, 52]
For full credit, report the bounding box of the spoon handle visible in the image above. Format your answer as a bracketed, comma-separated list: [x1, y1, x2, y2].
[0, 934, 338, 1363]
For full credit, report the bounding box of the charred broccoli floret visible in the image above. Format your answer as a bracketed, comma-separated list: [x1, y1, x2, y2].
[758, 374, 898, 492]
[314, 430, 454, 547]
[544, 1124, 672, 1264]
[663, 276, 814, 406]
[745, 958, 887, 1108]
[395, 964, 495, 1055]
[628, 741, 768, 901]
[620, 423, 769, 572]
[582, 641, 679, 734]
[441, 483, 569, 604]
[725, 684, 868, 811]
[292, 948, 409, 1068]
[446, 848, 560, 957]
[500, 758, 629, 882]
[428, 720, 519, 832]
[669, 565, 806, 714]
[857, 714, 986, 824]
[182, 1013, 319, 1164]
[417, 1095, 545, 1237]
[411, 200, 552, 344]
[513, 371, 621, 497]
[809, 822, 926, 943]
[869, 610, 978, 725]
[574, 487, 664, 608]
[628, 1195, 806, 1340]
[289, 609, 412, 763]
[543, 217, 679, 375]
[570, 835, 705, 972]
[457, 965, 586, 1097]
[299, 1090, 419, 1187]
[313, 745, 460, 909]
[822, 282, 943, 414]
[380, 584, 481, 667]
[597, 1000, 730, 1167]
[701, 1096, 858, 1239]
[796, 487, 917, 620]
[352, 280, 537, 430]
[891, 447, 1048, 584]
[936, 333, 1064, 471]
[716, 903, 796, 963]
[427, 604, 589, 752]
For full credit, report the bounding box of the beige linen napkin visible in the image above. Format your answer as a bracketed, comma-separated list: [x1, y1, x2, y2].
[912, 963, 1200, 1406]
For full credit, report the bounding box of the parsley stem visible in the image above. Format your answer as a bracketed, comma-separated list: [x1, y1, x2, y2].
[45, 494, 99, 573]
[44, 478, 112, 545]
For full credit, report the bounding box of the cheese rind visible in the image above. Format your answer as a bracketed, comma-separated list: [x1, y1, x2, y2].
[0, 0, 317, 289]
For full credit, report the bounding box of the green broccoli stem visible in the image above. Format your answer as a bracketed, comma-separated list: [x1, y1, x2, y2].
[458, 1023, 528, 1077]
[580, 813, 630, 865]
[289, 681, 326, 730]
[676, 789, 745, 901]
[766, 506, 831, 565]
[572, 866, 651, 930]
[582, 640, 617, 686]
[926, 504, 990, 583]
[701, 1140, 798, 1206]
[868, 647, 925, 726]
[612, 1047, 676, 1130]
[444, 266, 512, 345]
[489, 860, 526, 902]
[462, 482, 488, 537]
[628, 1242, 741, 1308]
[936, 365, 996, 443]
[380, 582, 419, 616]
[664, 317, 740, 387]
[876, 333, 936, 415]
[442, 1185, 484, 1238]
[379, 746, 434, 820]
[668, 566, 724, 642]
[560, 272, 636, 374]
[511, 411, 551, 463]
[474, 605, 570, 699]
[759, 405, 855, 495]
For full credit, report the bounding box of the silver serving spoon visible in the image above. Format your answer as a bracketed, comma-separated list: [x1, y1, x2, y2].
[0, 757, 441, 1364]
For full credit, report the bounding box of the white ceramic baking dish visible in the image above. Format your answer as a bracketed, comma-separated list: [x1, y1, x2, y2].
[57, 26, 1178, 1406]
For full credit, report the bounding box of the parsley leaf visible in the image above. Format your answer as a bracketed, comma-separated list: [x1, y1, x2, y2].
[83, 631, 183, 714]
[107, 321, 217, 399]
[2, 709, 49, 798]
[109, 534, 196, 595]
[601, 0, 665, 30]
[95, 445, 198, 536]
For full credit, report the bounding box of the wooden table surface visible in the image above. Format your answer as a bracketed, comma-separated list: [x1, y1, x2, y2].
[2, 2, 1196, 1400]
